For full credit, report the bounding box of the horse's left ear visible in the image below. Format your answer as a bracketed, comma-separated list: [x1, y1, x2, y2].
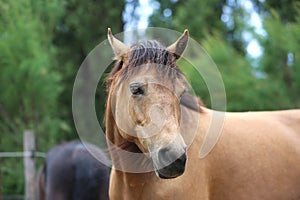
[107, 28, 130, 60]
[167, 29, 189, 59]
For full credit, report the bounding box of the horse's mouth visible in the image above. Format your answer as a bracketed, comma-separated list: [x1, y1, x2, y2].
[154, 153, 187, 179]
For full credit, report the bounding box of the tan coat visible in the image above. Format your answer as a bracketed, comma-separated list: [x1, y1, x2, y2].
[109, 108, 300, 200]
[106, 28, 300, 200]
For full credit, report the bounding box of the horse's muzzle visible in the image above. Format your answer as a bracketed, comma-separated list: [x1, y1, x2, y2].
[155, 152, 187, 179]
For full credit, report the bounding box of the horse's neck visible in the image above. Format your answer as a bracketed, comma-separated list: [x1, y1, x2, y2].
[180, 105, 208, 146]
[105, 109, 154, 174]
[110, 169, 158, 199]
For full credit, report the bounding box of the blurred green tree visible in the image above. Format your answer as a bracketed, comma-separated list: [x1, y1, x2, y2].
[0, 0, 126, 195]
[53, 0, 125, 135]
[150, 0, 300, 111]
[150, 0, 248, 55]
[248, 0, 300, 108]
[200, 33, 292, 111]
[0, 0, 65, 194]
[252, 0, 299, 23]
[257, 7, 300, 108]
[150, 0, 255, 110]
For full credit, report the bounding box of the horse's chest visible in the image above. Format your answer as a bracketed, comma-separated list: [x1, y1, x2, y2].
[127, 181, 200, 200]
[110, 179, 180, 199]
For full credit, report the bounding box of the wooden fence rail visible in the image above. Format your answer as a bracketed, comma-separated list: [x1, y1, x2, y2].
[0, 130, 45, 200]
[0, 151, 46, 158]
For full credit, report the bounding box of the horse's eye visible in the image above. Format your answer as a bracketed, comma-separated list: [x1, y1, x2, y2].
[130, 83, 145, 96]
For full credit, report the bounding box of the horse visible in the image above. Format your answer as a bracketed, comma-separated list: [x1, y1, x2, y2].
[105, 28, 300, 200]
[36, 140, 110, 200]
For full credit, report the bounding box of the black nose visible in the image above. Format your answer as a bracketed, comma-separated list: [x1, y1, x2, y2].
[158, 147, 186, 167]
[176, 153, 187, 165]
[155, 149, 187, 179]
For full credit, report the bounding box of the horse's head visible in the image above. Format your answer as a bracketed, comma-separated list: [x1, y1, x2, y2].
[106, 29, 189, 179]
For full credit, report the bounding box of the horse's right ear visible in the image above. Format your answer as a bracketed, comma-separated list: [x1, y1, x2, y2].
[107, 28, 130, 60]
[167, 29, 189, 60]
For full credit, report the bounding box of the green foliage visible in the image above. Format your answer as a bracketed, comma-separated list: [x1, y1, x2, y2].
[149, 0, 183, 28]
[53, 0, 126, 134]
[150, 0, 248, 54]
[0, 0, 65, 195]
[178, 34, 273, 111]
[150, 0, 300, 111]
[204, 34, 295, 110]
[173, 0, 225, 40]
[252, 0, 299, 22]
[0, 0, 125, 195]
[151, 0, 256, 110]
[257, 7, 300, 108]
[202, 35, 257, 111]
[150, 0, 225, 39]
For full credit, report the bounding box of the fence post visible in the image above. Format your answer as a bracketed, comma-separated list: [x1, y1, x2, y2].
[23, 130, 36, 200]
[0, 171, 2, 200]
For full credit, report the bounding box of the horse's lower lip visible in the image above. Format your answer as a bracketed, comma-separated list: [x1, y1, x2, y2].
[156, 165, 185, 179]
[154, 154, 187, 179]
[157, 169, 185, 179]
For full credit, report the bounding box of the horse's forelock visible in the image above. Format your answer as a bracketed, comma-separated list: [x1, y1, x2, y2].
[127, 40, 174, 68]
[106, 40, 179, 92]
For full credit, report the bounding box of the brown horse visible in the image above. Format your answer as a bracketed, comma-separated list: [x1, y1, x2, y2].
[36, 140, 110, 200]
[106, 28, 300, 200]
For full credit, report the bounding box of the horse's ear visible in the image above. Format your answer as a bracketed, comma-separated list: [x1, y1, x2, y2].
[107, 28, 130, 60]
[167, 29, 189, 59]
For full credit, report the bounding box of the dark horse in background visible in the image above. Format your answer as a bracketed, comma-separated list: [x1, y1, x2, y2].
[36, 140, 110, 200]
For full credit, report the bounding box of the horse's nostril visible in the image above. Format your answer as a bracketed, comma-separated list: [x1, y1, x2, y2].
[177, 153, 187, 164]
[158, 147, 171, 164]
[158, 147, 186, 166]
